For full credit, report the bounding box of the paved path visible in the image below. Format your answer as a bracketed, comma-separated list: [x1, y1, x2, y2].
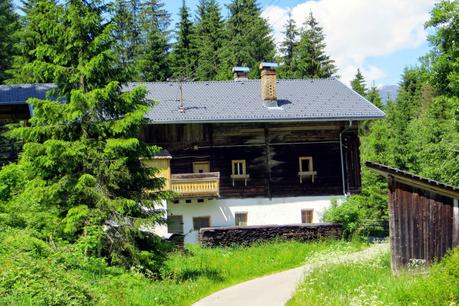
[193, 243, 389, 306]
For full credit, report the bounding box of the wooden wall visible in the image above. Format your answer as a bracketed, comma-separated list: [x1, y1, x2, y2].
[143, 122, 361, 198]
[388, 178, 455, 272]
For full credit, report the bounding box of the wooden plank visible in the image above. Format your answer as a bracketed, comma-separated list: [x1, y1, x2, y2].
[454, 199, 459, 247]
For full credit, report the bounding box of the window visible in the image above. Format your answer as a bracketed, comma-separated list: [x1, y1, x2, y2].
[193, 161, 210, 173]
[232, 160, 247, 175]
[193, 216, 210, 230]
[185, 199, 192, 204]
[299, 156, 313, 173]
[301, 209, 314, 224]
[298, 156, 316, 183]
[167, 215, 184, 234]
[235, 212, 248, 226]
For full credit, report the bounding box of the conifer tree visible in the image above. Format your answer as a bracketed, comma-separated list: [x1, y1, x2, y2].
[112, 0, 141, 81]
[219, 0, 275, 79]
[6, 0, 65, 84]
[139, 0, 170, 81]
[0, 0, 19, 83]
[366, 85, 384, 109]
[169, 0, 196, 79]
[279, 15, 298, 79]
[350, 69, 366, 96]
[1, 0, 171, 271]
[194, 0, 225, 81]
[292, 12, 337, 78]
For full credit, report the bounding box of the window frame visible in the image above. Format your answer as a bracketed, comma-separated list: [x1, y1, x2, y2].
[193, 161, 210, 173]
[231, 160, 247, 176]
[235, 212, 248, 227]
[301, 209, 314, 224]
[167, 215, 184, 234]
[192, 216, 211, 231]
[299, 156, 314, 173]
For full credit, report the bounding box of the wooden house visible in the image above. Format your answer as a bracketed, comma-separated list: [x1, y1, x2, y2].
[367, 162, 459, 272]
[0, 65, 385, 243]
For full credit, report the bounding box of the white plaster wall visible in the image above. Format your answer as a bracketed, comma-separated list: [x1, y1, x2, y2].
[167, 196, 340, 244]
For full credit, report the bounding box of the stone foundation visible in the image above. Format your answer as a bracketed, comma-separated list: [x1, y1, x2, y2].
[199, 223, 342, 247]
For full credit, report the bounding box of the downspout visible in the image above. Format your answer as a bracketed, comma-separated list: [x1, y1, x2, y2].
[339, 120, 353, 196]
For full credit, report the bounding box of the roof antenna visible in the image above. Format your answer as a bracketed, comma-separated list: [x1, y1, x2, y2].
[178, 80, 185, 113]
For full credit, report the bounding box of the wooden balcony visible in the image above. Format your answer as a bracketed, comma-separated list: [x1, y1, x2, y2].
[171, 172, 220, 198]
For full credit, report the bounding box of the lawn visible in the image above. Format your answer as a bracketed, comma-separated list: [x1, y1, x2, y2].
[95, 239, 365, 306]
[288, 246, 459, 306]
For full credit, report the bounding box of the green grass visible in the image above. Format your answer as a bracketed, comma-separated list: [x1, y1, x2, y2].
[94, 239, 365, 306]
[288, 247, 459, 306]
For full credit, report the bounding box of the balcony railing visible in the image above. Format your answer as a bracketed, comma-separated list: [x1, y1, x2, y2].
[171, 172, 220, 198]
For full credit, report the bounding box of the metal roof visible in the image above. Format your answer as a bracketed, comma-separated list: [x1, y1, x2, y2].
[0, 84, 55, 105]
[0, 78, 385, 123]
[366, 161, 459, 199]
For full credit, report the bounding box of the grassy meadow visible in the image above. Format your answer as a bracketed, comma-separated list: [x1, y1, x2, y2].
[288, 247, 459, 306]
[0, 234, 365, 306]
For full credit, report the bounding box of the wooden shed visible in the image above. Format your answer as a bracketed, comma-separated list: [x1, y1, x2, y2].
[366, 161, 459, 272]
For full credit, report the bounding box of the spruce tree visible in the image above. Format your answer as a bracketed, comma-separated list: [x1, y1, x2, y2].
[112, 0, 140, 81]
[1, 0, 171, 271]
[0, 0, 19, 83]
[350, 69, 366, 96]
[219, 0, 275, 79]
[279, 15, 298, 79]
[169, 0, 196, 79]
[194, 0, 225, 81]
[139, 0, 170, 81]
[292, 12, 337, 78]
[6, 0, 65, 84]
[366, 85, 384, 109]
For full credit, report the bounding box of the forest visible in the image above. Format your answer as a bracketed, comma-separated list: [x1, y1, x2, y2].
[0, 0, 458, 304]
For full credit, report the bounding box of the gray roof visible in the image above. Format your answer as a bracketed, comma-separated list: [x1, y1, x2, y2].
[0, 84, 55, 105]
[0, 78, 385, 123]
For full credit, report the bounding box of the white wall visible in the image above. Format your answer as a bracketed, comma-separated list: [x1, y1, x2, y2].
[168, 196, 339, 244]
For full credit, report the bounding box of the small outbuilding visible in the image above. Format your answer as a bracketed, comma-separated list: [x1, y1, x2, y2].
[366, 161, 459, 272]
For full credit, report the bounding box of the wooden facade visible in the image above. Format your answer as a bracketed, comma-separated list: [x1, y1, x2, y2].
[143, 121, 361, 199]
[0, 104, 31, 166]
[367, 162, 459, 272]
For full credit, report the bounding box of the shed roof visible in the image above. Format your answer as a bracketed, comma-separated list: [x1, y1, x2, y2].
[0, 78, 385, 124]
[366, 161, 459, 199]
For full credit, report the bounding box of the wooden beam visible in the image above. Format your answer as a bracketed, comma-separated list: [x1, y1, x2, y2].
[454, 199, 459, 247]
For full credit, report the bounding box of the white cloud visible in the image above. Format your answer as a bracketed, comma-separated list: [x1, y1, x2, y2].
[262, 0, 435, 85]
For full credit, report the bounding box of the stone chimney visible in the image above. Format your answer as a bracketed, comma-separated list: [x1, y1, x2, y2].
[232, 67, 250, 81]
[260, 62, 278, 101]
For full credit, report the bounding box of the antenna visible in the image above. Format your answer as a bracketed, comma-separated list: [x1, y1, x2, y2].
[178, 80, 185, 113]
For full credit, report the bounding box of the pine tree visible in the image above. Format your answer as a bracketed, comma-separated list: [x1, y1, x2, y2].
[0, 0, 19, 83]
[292, 12, 337, 78]
[139, 0, 170, 81]
[350, 69, 366, 96]
[112, 0, 141, 81]
[1, 0, 171, 271]
[366, 85, 383, 109]
[169, 0, 196, 79]
[279, 15, 298, 79]
[219, 0, 275, 79]
[194, 0, 225, 81]
[6, 0, 65, 84]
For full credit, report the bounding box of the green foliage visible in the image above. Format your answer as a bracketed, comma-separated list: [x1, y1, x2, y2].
[350, 69, 366, 96]
[289, 247, 459, 305]
[194, 0, 225, 81]
[169, 0, 197, 79]
[0, 0, 19, 83]
[326, 0, 459, 236]
[291, 12, 337, 78]
[279, 16, 299, 79]
[218, 0, 276, 79]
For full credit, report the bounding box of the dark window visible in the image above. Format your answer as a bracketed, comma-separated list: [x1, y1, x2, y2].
[167, 215, 184, 234]
[193, 216, 210, 230]
[301, 209, 313, 223]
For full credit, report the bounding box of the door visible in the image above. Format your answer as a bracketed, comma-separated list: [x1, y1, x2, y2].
[193, 161, 210, 173]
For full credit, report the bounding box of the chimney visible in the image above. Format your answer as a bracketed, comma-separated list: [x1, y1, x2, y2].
[232, 66, 250, 81]
[260, 62, 278, 101]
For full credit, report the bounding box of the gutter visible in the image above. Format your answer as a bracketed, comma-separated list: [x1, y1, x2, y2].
[339, 120, 353, 196]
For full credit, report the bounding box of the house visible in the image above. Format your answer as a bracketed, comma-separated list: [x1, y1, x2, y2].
[366, 161, 459, 272]
[0, 64, 385, 244]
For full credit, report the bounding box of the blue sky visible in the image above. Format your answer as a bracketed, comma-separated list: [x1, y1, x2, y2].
[166, 0, 435, 86]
